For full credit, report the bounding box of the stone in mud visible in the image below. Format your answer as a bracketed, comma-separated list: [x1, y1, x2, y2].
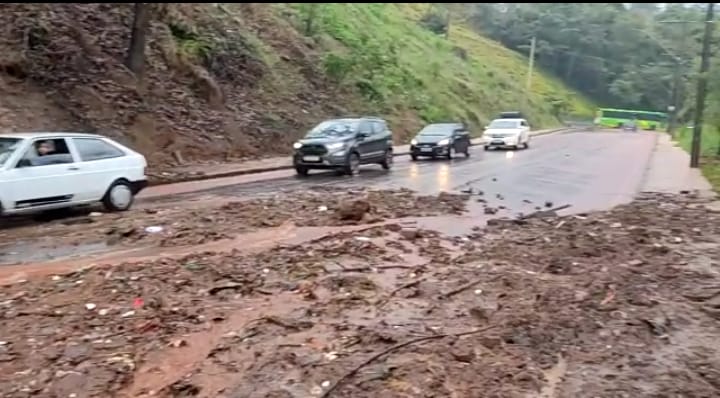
[478, 335, 502, 349]
[469, 306, 493, 323]
[399, 228, 420, 241]
[385, 223, 403, 232]
[336, 199, 372, 221]
[450, 345, 476, 363]
[62, 343, 91, 365]
[484, 207, 498, 215]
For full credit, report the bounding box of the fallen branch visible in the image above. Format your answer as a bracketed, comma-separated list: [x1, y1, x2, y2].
[375, 278, 426, 308]
[518, 204, 572, 220]
[441, 278, 485, 299]
[375, 264, 416, 270]
[388, 278, 424, 298]
[208, 283, 243, 295]
[319, 324, 499, 398]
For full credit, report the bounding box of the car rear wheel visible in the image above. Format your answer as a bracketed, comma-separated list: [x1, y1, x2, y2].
[103, 180, 134, 212]
[380, 150, 393, 170]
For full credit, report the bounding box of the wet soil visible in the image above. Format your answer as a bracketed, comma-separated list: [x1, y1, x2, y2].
[0, 188, 468, 264]
[1, 193, 720, 397]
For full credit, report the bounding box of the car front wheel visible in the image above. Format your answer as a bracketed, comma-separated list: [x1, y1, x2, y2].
[380, 150, 393, 170]
[345, 152, 360, 175]
[103, 180, 135, 212]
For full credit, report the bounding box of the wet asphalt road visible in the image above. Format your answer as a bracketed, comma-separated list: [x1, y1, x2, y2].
[143, 130, 658, 216]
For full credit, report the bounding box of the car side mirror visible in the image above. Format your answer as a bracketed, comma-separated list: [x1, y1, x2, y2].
[16, 158, 31, 168]
[356, 131, 369, 139]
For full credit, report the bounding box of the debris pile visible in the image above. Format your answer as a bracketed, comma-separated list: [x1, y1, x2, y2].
[0, 188, 469, 254]
[1, 193, 719, 397]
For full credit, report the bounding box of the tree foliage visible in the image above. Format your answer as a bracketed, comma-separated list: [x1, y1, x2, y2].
[467, 3, 707, 113]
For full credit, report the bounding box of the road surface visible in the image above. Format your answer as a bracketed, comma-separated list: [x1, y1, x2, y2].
[142, 129, 658, 217]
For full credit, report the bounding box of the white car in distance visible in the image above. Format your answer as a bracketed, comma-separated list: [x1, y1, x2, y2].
[482, 118, 531, 150]
[0, 132, 148, 216]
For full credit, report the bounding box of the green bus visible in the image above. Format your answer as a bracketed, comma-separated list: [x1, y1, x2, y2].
[594, 108, 668, 131]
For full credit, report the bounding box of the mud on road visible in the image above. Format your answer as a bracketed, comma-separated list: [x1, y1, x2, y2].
[0, 188, 468, 264]
[1, 192, 720, 397]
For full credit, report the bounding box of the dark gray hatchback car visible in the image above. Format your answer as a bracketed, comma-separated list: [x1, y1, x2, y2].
[409, 122, 471, 160]
[292, 117, 394, 176]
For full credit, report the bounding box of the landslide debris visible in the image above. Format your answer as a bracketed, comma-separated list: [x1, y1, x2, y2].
[0, 188, 469, 254]
[1, 193, 720, 397]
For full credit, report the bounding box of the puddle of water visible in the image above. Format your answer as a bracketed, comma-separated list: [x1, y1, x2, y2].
[0, 240, 110, 265]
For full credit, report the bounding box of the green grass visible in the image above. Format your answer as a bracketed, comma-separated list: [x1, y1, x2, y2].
[676, 125, 720, 190]
[284, 3, 595, 135]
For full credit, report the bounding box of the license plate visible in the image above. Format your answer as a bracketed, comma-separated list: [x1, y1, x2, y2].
[491, 140, 505, 145]
[420, 147, 433, 152]
[303, 155, 321, 162]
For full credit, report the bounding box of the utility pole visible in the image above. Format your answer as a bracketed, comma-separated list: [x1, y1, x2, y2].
[690, 2, 714, 168]
[526, 36, 536, 91]
[524, 36, 536, 111]
[668, 59, 681, 136]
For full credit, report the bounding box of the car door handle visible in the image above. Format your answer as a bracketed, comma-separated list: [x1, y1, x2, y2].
[68, 166, 80, 171]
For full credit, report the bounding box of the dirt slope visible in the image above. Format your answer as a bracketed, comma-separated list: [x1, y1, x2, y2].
[0, 3, 593, 169]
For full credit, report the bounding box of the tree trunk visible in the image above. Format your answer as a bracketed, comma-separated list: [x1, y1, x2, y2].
[304, 4, 318, 36]
[445, 11, 451, 39]
[125, 3, 152, 76]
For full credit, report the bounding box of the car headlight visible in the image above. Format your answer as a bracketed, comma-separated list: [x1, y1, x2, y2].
[293, 142, 303, 149]
[325, 142, 345, 151]
[438, 138, 450, 146]
[411, 139, 418, 146]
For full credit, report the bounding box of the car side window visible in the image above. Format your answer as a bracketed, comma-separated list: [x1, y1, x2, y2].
[359, 121, 373, 135]
[372, 121, 386, 134]
[73, 138, 125, 162]
[19, 138, 75, 167]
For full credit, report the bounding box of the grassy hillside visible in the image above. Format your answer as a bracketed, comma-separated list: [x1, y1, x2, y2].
[0, 3, 594, 168]
[282, 3, 594, 139]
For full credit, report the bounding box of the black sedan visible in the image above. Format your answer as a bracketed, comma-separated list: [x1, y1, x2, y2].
[409, 123, 471, 161]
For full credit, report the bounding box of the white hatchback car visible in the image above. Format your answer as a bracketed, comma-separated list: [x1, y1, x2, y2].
[0, 132, 148, 215]
[482, 118, 531, 150]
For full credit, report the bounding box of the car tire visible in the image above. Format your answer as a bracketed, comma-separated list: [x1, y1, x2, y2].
[524, 140, 530, 149]
[380, 149, 393, 170]
[446, 146, 454, 160]
[484, 146, 490, 151]
[345, 152, 360, 175]
[295, 166, 309, 177]
[464, 146, 470, 157]
[411, 154, 418, 161]
[102, 180, 135, 212]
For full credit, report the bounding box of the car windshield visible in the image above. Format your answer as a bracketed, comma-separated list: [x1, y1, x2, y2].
[0, 137, 21, 166]
[418, 124, 454, 137]
[305, 119, 359, 138]
[488, 120, 520, 129]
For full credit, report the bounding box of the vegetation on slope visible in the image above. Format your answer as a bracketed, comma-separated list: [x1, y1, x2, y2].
[287, 3, 593, 137]
[0, 3, 592, 168]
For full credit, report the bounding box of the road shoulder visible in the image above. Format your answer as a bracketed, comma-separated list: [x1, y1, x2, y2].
[641, 132, 714, 197]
